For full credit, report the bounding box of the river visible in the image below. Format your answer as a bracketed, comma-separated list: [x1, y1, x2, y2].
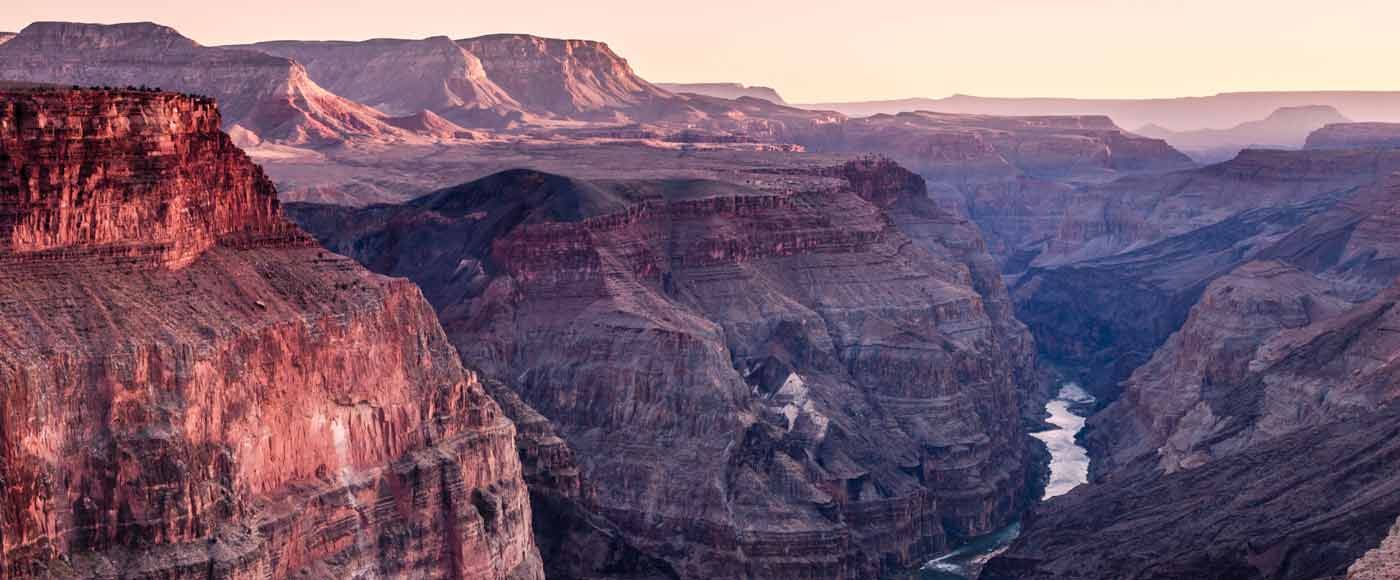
[914, 382, 1095, 579]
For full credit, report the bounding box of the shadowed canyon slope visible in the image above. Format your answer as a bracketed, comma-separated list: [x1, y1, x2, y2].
[1011, 148, 1400, 394]
[989, 269, 1400, 578]
[287, 158, 1038, 578]
[0, 87, 541, 579]
[987, 149, 1400, 578]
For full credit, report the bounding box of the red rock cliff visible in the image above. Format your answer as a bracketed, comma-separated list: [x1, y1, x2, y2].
[0, 87, 543, 579]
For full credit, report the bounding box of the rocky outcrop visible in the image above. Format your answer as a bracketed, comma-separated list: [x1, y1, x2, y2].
[0, 88, 299, 269]
[0, 87, 542, 579]
[454, 34, 672, 120]
[1138, 105, 1351, 163]
[1082, 261, 1355, 473]
[240, 37, 522, 121]
[1349, 520, 1400, 580]
[1306, 122, 1400, 150]
[384, 110, 483, 140]
[0, 22, 409, 145]
[656, 83, 787, 105]
[288, 159, 1037, 579]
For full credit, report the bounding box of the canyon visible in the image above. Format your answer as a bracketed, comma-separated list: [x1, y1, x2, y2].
[4, 16, 1400, 580]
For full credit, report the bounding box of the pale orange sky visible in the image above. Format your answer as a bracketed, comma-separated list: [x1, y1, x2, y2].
[6, 0, 1398, 103]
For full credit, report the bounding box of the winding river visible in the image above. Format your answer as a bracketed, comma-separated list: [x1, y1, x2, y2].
[916, 383, 1095, 579]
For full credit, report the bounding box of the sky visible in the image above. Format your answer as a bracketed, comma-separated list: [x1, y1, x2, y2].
[6, 0, 1399, 103]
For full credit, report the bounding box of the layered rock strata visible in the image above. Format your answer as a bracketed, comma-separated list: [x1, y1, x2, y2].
[0, 22, 407, 145]
[989, 177, 1400, 579]
[1306, 122, 1400, 150]
[1013, 149, 1400, 395]
[0, 87, 542, 579]
[288, 159, 1036, 578]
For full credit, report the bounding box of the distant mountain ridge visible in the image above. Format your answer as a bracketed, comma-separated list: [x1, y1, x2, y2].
[801, 92, 1400, 131]
[0, 19, 1192, 183]
[656, 82, 787, 104]
[1137, 105, 1351, 162]
[1307, 122, 1400, 150]
[239, 34, 679, 126]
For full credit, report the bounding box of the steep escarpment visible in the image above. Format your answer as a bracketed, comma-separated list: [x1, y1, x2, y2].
[0, 87, 542, 579]
[1013, 149, 1400, 395]
[238, 37, 524, 125]
[1306, 122, 1400, 150]
[0, 21, 406, 145]
[0, 89, 299, 268]
[289, 159, 1036, 579]
[1083, 174, 1400, 468]
[454, 34, 673, 120]
[1082, 261, 1355, 473]
[803, 111, 1190, 181]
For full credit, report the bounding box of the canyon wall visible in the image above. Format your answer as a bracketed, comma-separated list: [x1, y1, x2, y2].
[0, 87, 541, 578]
[288, 158, 1037, 579]
[989, 157, 1400, 579]
[1013, 149, 1400, 395]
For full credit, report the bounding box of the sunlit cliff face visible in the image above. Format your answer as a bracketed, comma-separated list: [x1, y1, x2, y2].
[6, 0, 1400, 102]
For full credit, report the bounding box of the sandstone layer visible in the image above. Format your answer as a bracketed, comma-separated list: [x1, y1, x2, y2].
[0, 87, 542, 579]
[289, 158, 1037, 579]
[0, 22, 409, 146]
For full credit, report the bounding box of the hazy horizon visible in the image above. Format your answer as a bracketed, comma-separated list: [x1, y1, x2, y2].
[9, 0, 1400, 103]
